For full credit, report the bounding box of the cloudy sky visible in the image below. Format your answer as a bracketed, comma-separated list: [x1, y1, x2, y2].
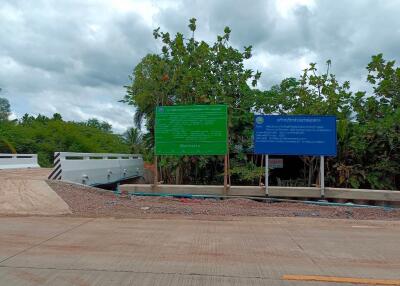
[1, 0, 399, 132]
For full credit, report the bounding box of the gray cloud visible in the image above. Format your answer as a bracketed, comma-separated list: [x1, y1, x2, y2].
[1, 0, 399, 132]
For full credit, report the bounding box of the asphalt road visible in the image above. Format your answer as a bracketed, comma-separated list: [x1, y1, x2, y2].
[0, 216, 399, 286]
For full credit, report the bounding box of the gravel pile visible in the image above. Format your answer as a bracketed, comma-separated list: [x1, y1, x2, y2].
[47, 181, 400, 220]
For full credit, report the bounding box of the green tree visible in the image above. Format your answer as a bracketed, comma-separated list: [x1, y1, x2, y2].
[124, 127, 143, 154]
[255, 61, 353, 118]
[0, 97, 11, 121]
[0, 114, 129, 167]
[123, 18, 261, 184]
[255, 61, 354, 186]
[52, 113, 63, 121]
[340, 54, 400, 189]
[86, 118, 112, 133]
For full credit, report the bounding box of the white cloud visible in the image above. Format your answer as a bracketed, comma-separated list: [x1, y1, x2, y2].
[108, 0, 159, 26]
[1, 0, 399, 134]
[9, 112, 17, 120]
[275, 0, 315, 18]
[248, 49, 317, 89]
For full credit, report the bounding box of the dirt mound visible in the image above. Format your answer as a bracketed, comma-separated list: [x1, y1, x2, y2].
[47, 180, 400, 220]
[0, 179, 71, 215]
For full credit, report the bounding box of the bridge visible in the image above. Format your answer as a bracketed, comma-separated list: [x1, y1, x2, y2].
[0, 152, 144, 215]
[1, 152, 400, 209]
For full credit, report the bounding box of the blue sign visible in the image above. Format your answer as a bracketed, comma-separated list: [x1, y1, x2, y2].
[254, 115, 337, 156]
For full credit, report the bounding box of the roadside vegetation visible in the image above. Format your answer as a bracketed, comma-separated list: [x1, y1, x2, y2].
[123, 18, 400, 190]
[1, 19, 399, 189]
[0, 112, 133, 167]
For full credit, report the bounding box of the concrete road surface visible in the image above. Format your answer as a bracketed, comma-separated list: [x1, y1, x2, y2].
[0, 168, 70, 215]
[0, 168, 51, 180]
[0, 216, 399, 286]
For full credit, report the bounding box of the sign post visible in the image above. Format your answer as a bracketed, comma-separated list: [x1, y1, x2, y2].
[320, 155, 325, 197]
[154, 155, 158, 186]
[224, 154, 228, 193]
[265, 154, 269, 195]
[254, 115, 337, 197]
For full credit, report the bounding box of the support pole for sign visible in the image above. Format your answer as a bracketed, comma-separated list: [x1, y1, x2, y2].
[224, 114, 229, 195]
[154, 155, 158, 188]
[224, 154, 228, 194]
[320, 155, 325, 198]
[228, 153, 231, 186]
[259, 155, 264, 186]
[265, 154, 269, 196]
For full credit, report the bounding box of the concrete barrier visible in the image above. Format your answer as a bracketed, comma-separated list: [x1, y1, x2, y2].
[48, 152, 144, 186]
[269, 186, 321, 198]
[0, 154, 40, 169]
[325, 187, 400, 202]
[121, 184, 400, 202]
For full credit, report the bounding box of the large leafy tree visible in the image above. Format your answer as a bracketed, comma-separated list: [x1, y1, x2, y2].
[255, 61, 353, 119]
[123, 18, 261, 184]
[260, 56, 400, 190]
[124, 18, 260, 131]
[341, 54, 400, 189]
[254, 61, 354, 186]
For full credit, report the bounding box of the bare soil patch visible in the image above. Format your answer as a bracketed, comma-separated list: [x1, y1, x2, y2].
[43, 181, 400, 221]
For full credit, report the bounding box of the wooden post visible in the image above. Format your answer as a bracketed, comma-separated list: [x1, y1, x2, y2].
[224, 109, 229, 195]
[154, 155, 158, 187]
[224, 154, 228, 194]
[228, 152, 231, 186]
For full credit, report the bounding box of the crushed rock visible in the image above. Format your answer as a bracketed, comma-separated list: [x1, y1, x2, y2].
[46, 180, 400, 220]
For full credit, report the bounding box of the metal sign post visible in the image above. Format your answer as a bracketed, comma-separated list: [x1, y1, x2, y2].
[265, 154, 269, 196]
[320, 155, 325, 197]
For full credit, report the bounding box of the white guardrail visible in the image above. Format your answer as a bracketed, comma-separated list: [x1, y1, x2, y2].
[48, 152, 144, 186]
[0, 154, 40, 169]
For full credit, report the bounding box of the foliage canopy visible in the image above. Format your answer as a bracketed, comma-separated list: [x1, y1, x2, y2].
[0, 114, 130, 167]
[124, 19, 400, 189]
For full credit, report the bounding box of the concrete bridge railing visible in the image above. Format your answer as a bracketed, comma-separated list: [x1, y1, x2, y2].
[48, 152, 144, 186]
[0, 154, 40, 169]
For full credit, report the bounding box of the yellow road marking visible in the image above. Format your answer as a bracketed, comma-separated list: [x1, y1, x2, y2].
[282, 275, 400, 285]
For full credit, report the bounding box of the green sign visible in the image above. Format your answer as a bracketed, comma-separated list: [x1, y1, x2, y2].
[155, 105, 227, 155]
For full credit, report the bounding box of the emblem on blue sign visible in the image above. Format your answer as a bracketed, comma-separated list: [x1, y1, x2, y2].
[256, 116, 264, 124]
